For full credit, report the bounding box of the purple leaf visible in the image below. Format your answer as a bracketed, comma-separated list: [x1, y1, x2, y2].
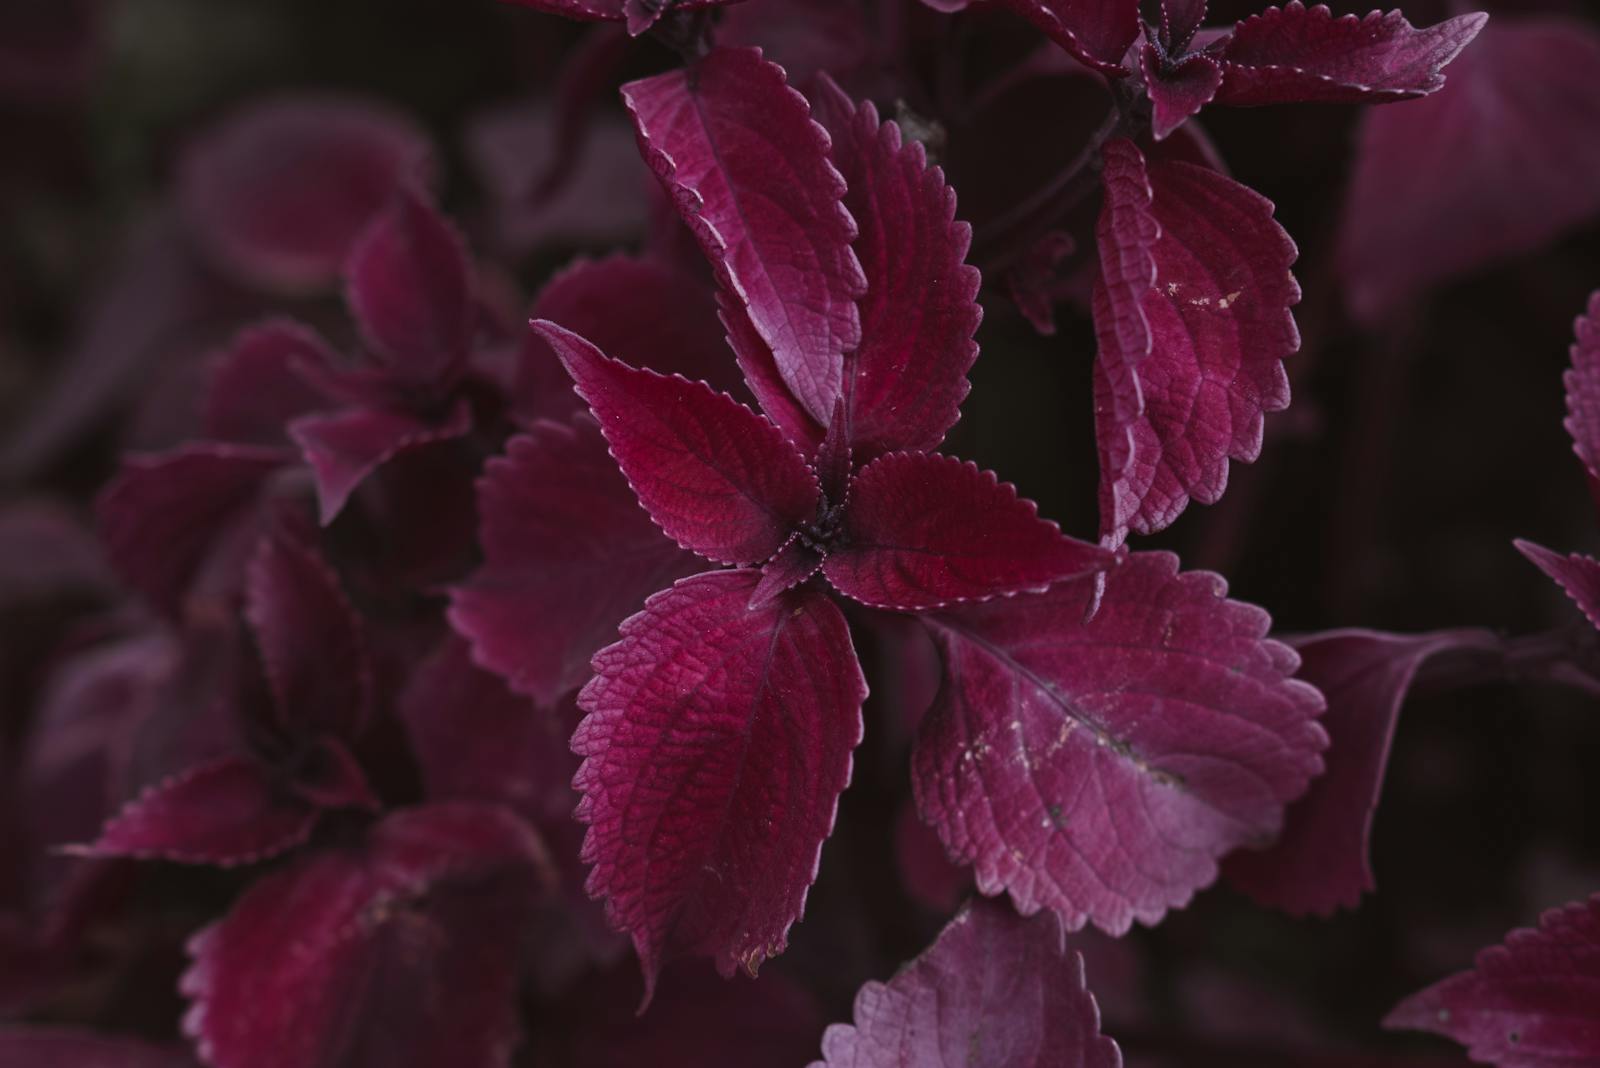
[824, 452, 1115, 612]
[1338, 22, 1600, 325]
[1384, 894, 1600, 1066]
[343, 186, 474, 394]
[1160, 0, 1208, 54]
[0, 1028, 195, 1068]
[178, 94, 432, 293]
[69, 756, 318, 867]
[1515, 541, 1600, 634]
[1141, 47, 1223, 141]
[719, 293, 826, 454]
[534, 321, 819, 565]
[289, 397, 472, 525]
[808, 78, 981, 461]
[1224, 628, 1500, 916]
[811, 899, 1123, 1068]
[1564, 292, 1600, 484]
[202, 321, 333, 447]
[913, 551, 1326, 934]
[181, 803, 550, 1068]
[448, 416, 701, 706]
[573, 570, 865, 1001]
[751, 537, 826, 610]
[622, 47, 866, 424]
[245, 528, 374, 740]
[1092, 140, 1300, 545]
[992, 0, 1141, 76]
[1213, 2, 1487, 107]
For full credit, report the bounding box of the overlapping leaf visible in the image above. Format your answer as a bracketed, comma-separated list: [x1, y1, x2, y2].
[288, 399, 473, 526]
[992, 0, 1141, 76]
[202, 321, 333, 447]
[1515, 541, 1600, 635]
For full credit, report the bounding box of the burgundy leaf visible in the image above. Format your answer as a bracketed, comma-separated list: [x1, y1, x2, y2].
[245, 528, 374, 740]
[1160, 0, 1207, 54]
[0, 1028, 194, 1068]
[1515, 541, 1600, 634]
[1141, 47, 1223, 141]
[181, 803, 550, 1068]
[534, 321, 819, 565]
[1564, 292, 1600, 484]
[914, 552, 1326, 934]
[1213, 2, 1486, 107]
[343, 186, 474, 394]
[751, 537, 825, 609]
[289, 397, 472, 525]
[1384, 894, 1600, 1067]
[448, 416, 700, 706]
[1338, 23, 1600, 325]
[1092, 140, 1300, 545]
[622, 47, 866, 423]
[808, 77, 981, 461]
[719, 293, 826, 454]
[97, 444, 289, 617]
[178, 95, 431, 293]
[70, 756, 317, 867]
[573, 570, 865, 1000]
[824, 452, 1114, 611]
[202, 321, 333, 447]
[1224, 628, 1500, 916]
[812, 899, 1123, 1068]
[894, 800, 970, 914]
[991, 0, 1141, 76]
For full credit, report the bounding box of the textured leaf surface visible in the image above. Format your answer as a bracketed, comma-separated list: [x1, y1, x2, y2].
[1564, 292, 1600, 484]
[1092, 140, 1300, 545]
[202, 321, 332, 447]
[289, 398, 472, 525]
[824, 452, 1114, 611]
[1215, 2, 1486, 106]
[1142, 48, 1223, 141]
[914, 552, 1326, 933]
[1515, 541, 1600, 634]
[1385, 895, 1600, 1067]
[1225, 628, 1498, 916]
[812, 899, 1123, 1068]
[448, 416, 700, 706]
[181, 803, 549, 1068]
[808, 78, 980, 461]
[535, 321, 818, 565]
[993, 0, 1140, 75]
[573, 570, 865, 1000]
[1338, 21, 1600, 324]
[623, 47, 865, 423]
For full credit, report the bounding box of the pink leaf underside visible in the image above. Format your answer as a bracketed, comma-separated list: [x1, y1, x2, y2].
[288, 396, 473, 525]
[807, 77, 981, 461]
[572, 569, 866, 1001]
[244, 529, 373, 739]
[812, 899, 1124, 1068]
[1213, 2, 1487, 106]
[533, 321, 819, 565]
[991, 0, 1140, 76]
[499, 0, 742, 23]
[1384, 894, 1600, 1067]
[202, 320, 334, 447]
[177, 94, 432, 293]
[824, 451, 1114, 612]
[913, 551, 1327, 934]
[1091, 139, 1300, 545]
[1515, 540, 1600, 634]
[181, 803, 550, 1068]
[447, 415, 701, 707]
[97, 443, 289, 617]
[75, 755, 317, 867]
[515, 253, 744, 427]
[1224, 627, 1500, 916]
[1338, 23, 1600, 325]
[1141, 46, 1223, 141]
[0, 1028, 195, 1068]
[622, 46, 866, 425]
[1565, 292, 1600, 482]
[343, 186, 474, 393]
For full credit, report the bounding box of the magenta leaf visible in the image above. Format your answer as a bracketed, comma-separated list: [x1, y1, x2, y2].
[824, 452, 1114, 612]
[202, 321, 333, 447]
[812, 899, 1123, 1068]
[1092, 139, 1300, 545]
[1224, 628, 1500, 916]
[178, 94, 431, 293]
[1384, 894, 1600, 1067]
[1159, 0, 1207, 54]
[1141, 47, 1223, 141]
[289, 397, 472, 525]
[913, 551, 1326, 934]
[719, 293, 826, 454]
[343, 185, 474, 394]
[535, 321, 819, 565]
[622, 47, 866, 424]
[1213, 2, 1487, 107]
[751, 538, 826, 609]
[573, 570, 865, 1000]
[181, 803, 550, 1068]
[0, 1028, 195, 1068]
[1564, 292, 1600, 484]
[70, 756, 318, 866]
[1338, 23, 1600, 325]
[448, 415, 701, 706]
[1515, 541, 1600, 634]
[992, 0, 1140, 76]
[808, 77, 981, 461]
